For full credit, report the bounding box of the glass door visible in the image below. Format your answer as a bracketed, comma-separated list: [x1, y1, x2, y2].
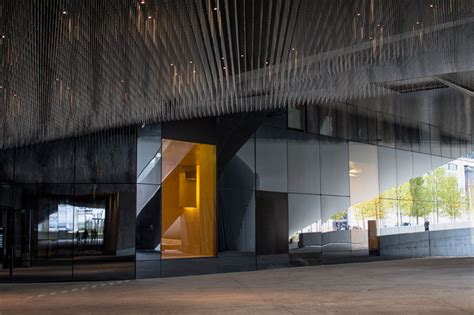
[0, 208, 13, 281]
[12, 209, 32, 270]
[11, 195, 75, 282]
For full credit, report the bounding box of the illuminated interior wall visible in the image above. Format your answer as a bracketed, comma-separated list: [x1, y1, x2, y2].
[162, 140, 216, 259]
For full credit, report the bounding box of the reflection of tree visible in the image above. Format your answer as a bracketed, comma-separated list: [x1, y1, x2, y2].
[354, 199, 379, 229]
[437, 174, 464, 222]
[467, 185, 474, 212]
[354, 166, 471, 227]
[394, 167, 466, 224]
[330, 209, 347, 221]
[398, 182, 412, 216]
[424, 168, 465, 222]
[425, 168, 443, 222]
[405, 177, 432, 225]
[353, 191, 396, 229]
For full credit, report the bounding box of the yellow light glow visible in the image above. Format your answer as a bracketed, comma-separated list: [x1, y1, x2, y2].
[162, 141, 216, 259]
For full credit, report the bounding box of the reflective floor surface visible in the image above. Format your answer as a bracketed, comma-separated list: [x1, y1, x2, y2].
[0, 257, 473, 314]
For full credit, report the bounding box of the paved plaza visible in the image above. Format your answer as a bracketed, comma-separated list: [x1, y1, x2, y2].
[0, 258, 473, 314]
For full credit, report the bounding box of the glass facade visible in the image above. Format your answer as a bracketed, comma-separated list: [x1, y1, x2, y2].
[1, 105, 474, 282]
[217, 114, 257, 272]
[0, 128, 137, 282]
[0, 0, 473, 284]
[282, 102, 474, 264]
[136, 124, 162, 278]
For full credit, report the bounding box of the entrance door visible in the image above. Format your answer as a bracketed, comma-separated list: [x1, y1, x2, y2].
[255, 191, 289, 269]
[11, 203, 74, 282]
[1, 184, 76, 282]
[0, 208, 35, 282]
[1, 207, 74, 282]
[0, 208, 13, 281]
[12, 209, 32, 271]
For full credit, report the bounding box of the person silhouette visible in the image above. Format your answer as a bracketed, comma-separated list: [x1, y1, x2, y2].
[91, 229, 97, 248]
[82, 229, 89, 245]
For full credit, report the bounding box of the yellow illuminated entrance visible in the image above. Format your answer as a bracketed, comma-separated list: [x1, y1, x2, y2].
[161, 140, 216, 259]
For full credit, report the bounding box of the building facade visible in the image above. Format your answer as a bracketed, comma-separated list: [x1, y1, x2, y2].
[0, 0, 473, 282]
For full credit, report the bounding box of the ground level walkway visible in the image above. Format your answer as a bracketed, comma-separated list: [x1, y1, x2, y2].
[1, 257, 473, 314]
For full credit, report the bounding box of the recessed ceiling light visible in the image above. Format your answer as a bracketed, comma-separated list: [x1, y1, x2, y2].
[62, 11, 67, 15]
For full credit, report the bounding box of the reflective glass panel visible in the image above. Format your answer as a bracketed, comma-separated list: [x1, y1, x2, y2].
[73, 184, 136, 281]
[255, 126, 288, 192]
[12, 184, 74, 282]
[349, 142, 379, 206]
[0, 149, 14, 182]
[75, 129, 137, 184]
[288, 132, 320, 194]
[288, 106, 306, 131]
[321, 195, 351, 261]
[288, 194, 321, 254]
[218, 131, 256, 272]
[136, 184, 161, 278]
[320, 139, 349, 196]
[15, 140, 75, 184]
[256, 191, 288, 256]
[137, 124, 162, 185]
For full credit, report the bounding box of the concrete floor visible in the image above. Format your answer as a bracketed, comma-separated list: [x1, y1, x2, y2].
[0, 258, 473, 314]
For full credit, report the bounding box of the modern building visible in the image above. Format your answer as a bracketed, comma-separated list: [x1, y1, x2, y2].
[0, 0, 473, 282]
